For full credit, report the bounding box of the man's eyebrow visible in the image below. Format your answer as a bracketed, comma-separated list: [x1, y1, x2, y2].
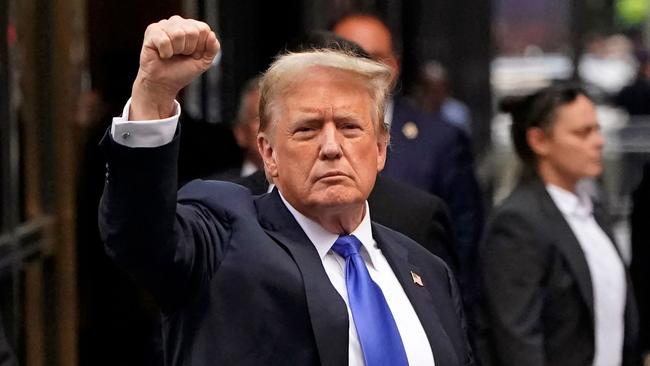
[291, 106, 364, 122]
[293, 116, 322, 124]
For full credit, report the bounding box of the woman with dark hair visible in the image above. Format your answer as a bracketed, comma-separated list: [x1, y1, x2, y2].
[478, 85, 639, 366]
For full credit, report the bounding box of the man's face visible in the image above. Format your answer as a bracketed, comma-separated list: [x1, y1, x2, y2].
[532, 94, 605, 185]
[333, 16, 399, 87]
[258, 67, 387, 218]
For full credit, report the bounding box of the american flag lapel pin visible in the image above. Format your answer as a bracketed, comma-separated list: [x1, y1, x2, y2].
[410, 271, 424, 287]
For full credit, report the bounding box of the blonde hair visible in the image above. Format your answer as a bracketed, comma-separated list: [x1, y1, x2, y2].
[258, 49, 392, 136]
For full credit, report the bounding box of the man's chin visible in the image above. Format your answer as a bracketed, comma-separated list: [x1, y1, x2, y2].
[587, 163, 603, 177]
[309, 187, 365, 209]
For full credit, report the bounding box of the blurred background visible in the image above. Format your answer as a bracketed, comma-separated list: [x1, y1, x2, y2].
[1, 0, 650, 365]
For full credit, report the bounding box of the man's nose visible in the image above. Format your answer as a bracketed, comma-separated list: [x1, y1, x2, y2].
[593, 129, 605, 149]
[319, 123, 342, 160]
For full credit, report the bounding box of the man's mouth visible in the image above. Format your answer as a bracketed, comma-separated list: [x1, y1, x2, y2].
[316, 171, 350, 181]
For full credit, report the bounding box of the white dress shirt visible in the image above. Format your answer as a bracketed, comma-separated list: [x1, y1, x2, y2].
[111, 99, 180, 147]
[111, 100, 436, 366]
[280, 195, 435, 366]
[546, 184, 626, 366]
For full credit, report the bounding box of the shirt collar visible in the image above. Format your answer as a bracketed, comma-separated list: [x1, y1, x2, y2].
[546, 183, 593, 218]
[278, 191, 379, 268]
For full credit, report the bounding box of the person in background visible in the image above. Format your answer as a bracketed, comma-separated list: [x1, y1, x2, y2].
[579, 34, 637, 96]
[615, 50, 650, 115]
[207, 76, 262, 180]
[99, 16, 474, 365]
[478, 84, 639, 366]
[411, 60, 472, 136]
[332, 13, 484, 319]
[630, 163, 650, 366]
[177, 114, 242, 186]
[613, 50, 650, 204]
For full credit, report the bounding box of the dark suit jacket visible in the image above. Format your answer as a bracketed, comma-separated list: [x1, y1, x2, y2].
[478, 177, 639, 366]
[383, 97, 484, 307]
[631, 163, 650, 354]
[232, 170, 458, 271]
[99, 131, 474, 366]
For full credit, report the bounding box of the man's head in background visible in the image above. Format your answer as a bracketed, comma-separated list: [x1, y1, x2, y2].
[413, 61, 451, 114]
[233, 76, 263, 171]
[332, 13, 400, 89]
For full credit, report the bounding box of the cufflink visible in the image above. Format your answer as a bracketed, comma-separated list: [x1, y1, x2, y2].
[122, 132, 131, 140]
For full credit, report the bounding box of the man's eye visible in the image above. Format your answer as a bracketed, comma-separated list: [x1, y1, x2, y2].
[295, 126, 314, 133]
[342, 123, 360, 130]
[575, 127, 593, 137]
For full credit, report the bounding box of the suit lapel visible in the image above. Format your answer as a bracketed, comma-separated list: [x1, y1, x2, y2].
[372, 224, 459, 366]
[592, 204, 622, 257]
[531, 180, 595, 320]
[255, 189, 349, 366]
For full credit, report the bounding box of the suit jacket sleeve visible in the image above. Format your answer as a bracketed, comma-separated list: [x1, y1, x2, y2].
[479, 210, 547, 366]
[98, 128, 229, 312]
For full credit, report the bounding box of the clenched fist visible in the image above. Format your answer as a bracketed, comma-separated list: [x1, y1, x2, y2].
[130, 15, 220, 120]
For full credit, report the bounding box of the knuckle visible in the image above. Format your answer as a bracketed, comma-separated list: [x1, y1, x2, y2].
[196, 21, 210, 31]
[168, 29, 184, 40]
[145, 24, 163, 39]
[156, 35, 171, 47]
[186, 28, 199, 40]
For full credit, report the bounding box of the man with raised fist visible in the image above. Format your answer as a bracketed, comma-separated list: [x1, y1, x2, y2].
[99, 16, 473, 366]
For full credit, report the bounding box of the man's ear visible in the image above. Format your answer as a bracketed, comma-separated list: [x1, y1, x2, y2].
[386, 54, 401, 88]
[233, 124, 246, 148]
[391, 55, 401, 76]
[527, 127, 549, 157]
[257, 133, 278, 178]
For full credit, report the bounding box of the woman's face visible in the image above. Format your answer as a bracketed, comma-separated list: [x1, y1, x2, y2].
[530, 94, 605, 187]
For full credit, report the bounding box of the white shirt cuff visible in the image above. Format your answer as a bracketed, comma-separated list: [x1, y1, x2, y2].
[110, 98, 181, 148]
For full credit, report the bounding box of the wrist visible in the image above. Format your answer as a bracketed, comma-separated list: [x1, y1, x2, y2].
[129, 75, 177, 120]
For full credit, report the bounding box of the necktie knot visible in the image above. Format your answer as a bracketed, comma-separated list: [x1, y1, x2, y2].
[331, 234, 362, 258]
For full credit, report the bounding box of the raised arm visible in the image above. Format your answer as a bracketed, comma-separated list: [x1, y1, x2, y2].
[130, 15, 219, 120]
[99, 16, 223, 312]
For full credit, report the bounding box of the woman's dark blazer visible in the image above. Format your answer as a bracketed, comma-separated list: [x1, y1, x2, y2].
[477, 177, 639, 366]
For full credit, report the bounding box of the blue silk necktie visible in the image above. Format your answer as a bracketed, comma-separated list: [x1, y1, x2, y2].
[331, 234, 409, 366]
